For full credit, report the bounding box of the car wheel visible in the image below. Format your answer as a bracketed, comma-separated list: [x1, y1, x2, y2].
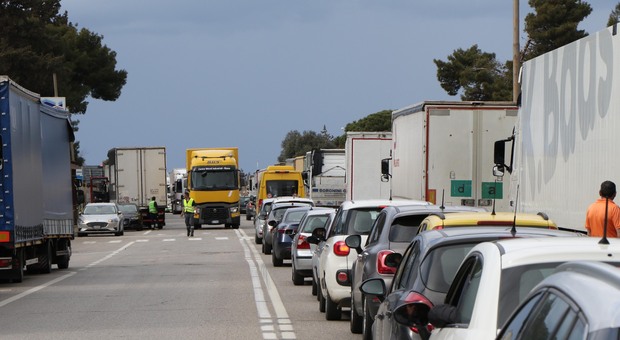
[350, 293, 363, 333]
[292, 262, 304, 285]
[325, 289, 341, 320]
[318, 283, 326, 313]
[363, 297, 374, 340]
[272, 250, 283, 267]
[264, 241, 272, 255]
[312, 276, 318, 296]
[254, 233, 262, 244]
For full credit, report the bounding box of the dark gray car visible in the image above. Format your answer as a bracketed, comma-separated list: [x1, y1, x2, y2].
[262, 201, 314, 255]
[347, 204, 484, 337]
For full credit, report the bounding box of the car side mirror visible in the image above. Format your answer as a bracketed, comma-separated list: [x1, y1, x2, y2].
[359, 278, 387, 302]
[345, 234, 363, 254]
[393, 302, 431, 332]
[384, 252, 403, 268]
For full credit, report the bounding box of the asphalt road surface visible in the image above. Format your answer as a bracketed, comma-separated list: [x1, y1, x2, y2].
[0, 214, 360, 340]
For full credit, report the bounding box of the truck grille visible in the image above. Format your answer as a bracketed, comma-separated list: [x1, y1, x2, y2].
[201, 207, 228, 220]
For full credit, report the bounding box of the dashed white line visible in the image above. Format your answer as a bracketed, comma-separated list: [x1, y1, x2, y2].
[0, 272, 76, 308]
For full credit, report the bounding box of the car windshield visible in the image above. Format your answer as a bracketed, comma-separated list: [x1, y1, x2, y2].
[84, 205, 116, 215]
[118, 205, 138, 213]
[284, 210, 309, 222]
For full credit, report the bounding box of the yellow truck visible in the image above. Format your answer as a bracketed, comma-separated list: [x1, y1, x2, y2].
[256, 165, 305, 212]
[186, 148, 240, 229]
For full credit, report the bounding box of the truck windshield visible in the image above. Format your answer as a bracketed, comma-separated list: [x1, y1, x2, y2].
[266, 180, 299, 197]
[191, 168, 237, 190]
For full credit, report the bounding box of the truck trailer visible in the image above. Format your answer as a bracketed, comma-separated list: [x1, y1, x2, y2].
[493, 25, 619, 232]
[186, 147, 241, 229]
[389, 101, 517, 211]
[169, 168, 187, 214]
[105, 147, 167, 229]
[345, 132, 392, 200]
[303, 149, 346, 207]
[0, 76, 74, 282]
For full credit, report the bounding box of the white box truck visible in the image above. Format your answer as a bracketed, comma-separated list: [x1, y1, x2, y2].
[345, 132, 392, 200]
[169, 168, 187, 214]
[106, 147, 167, 228]
[388, 101, 518, 211]
[303, 149, 346, 207]
[493, 25, 619, 232]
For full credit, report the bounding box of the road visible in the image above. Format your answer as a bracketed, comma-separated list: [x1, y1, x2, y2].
[0, 214, 360, 340]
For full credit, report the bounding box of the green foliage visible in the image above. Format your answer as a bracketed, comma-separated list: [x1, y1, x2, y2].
[278, 130, 336, 163]
[434, 45, 512, 101]
[523, 0, 592, 61]
[608, 2, 620, 27]
[0, 0, 127, 113]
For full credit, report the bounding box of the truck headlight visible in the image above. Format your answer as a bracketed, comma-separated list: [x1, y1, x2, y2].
[230, 206, 239, 213]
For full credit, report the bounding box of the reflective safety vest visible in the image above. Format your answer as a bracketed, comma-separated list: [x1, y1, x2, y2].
[183, 198, 195, 213]
[148, 200, 157, 214]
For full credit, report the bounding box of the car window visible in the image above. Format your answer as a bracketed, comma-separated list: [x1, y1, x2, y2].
[420, 243, 476, 293]
[497, 292, 545, 340]
[519, 292, 584, 340]
[119, 205, 137, 213]
[389, 214, 428, 242]
[285, 210, 309, 222]
[451, 256, 483, 324]
[366, 212, 385, 246]
[396, 241, 421, 291]
[302, 215, 329, 233]
[498, 263, 559, 328]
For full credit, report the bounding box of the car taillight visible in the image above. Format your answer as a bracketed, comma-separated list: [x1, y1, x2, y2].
[403, 291, 434, 334]
[297, 235, 310, 249]
[377, 250, 396, 274]
[333, 241, 350, 256]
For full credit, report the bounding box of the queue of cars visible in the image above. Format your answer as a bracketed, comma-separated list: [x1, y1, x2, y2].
[246, 195, 620, 340]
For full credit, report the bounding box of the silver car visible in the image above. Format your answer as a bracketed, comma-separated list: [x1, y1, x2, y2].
[77, 202, 125, 236]
[291, 207, 334, 285]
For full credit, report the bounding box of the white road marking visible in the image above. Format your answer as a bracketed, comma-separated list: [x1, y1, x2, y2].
[0, 272, 76, 308]
[136, 239, 149, 242]
[215, 237, 229, 240]
[188, 238, 202, 241]
[236, 229, 296, 340]
[81, 242, 135, 270]
[109, 240, 122, 243]
[163, 239, 175, 242]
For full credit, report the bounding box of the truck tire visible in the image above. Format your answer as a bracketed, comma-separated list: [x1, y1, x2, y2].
[38, 241, 52, 274]
[56, 240, 71, 269]
[194, 222, 202, 230]
[10, 251, 24, 283]
[246, 214, 251, 221]
[232, 224, 239, 229]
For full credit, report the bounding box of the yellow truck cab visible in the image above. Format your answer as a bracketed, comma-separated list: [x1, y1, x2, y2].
[256, 165, 305, 213]
[186, 147, 240, 229]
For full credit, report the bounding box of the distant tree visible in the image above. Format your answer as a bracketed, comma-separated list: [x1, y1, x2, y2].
[608, 2, 620, 27]
[278, 130, 335, 163]
[522, 0, 592, 61]
[434, 45, 513, 101]
[332, 109, 392, 147]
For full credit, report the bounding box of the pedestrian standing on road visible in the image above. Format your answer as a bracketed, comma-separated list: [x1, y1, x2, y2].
[585, 180, 620, 237]
[182, 191, 196, 237]
[148, 196, 159, 230]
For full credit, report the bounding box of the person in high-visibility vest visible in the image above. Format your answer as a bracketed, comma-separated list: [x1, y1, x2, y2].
[182, 191, 196, 237]
[148, 196, 159, 229]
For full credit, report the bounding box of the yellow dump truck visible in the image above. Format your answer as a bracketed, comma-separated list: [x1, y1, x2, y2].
[186, 148, 240, 229]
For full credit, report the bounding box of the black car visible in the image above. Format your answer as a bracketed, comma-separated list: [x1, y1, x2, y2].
[360, 227, 578, 340]
[118, 203, 143, 231]
[239, 196, 250, 214]
[270, 206, 312, 266]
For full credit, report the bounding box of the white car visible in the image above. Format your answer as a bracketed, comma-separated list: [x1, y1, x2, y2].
[391, 236, 620, 340]
[77, 202, 125, 236]
[310, 199, 429, 321]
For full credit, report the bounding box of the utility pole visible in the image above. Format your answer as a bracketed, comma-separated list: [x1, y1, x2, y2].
[513, 0, 520, 103]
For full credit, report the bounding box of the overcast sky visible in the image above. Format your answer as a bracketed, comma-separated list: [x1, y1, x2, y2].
[60, 0, 616, 173]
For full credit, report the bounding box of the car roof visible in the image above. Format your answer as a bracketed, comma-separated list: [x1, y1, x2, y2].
[530, 261, 620, 331]
[272, 196, 314, 204]
[338, 199, 430, 210]
[272, 201, 314, 209]
[86, 202, 117, 206]
[383, 204, 486, 215]
[471, 237, 620, 269]
[303, 207, 335, 216]
[283, 206, 312, 214]
[421, 211, 557, 229]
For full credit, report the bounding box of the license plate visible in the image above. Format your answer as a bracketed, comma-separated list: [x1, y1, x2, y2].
[211, 220, 219, 224]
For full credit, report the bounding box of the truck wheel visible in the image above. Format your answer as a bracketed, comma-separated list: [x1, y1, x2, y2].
[246, 215, 251, 221]
[39, 241, 52, 274]
[11, 251, 24, 283]
[232, 224, 239, 229]
[194, 223, 202, 230]
[56, 240, 71, 269]
[136, 224, 143, 231]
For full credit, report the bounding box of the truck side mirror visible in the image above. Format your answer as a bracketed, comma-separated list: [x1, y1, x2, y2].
[493, 135, 514, 175]
[381, 158, 391, 182]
